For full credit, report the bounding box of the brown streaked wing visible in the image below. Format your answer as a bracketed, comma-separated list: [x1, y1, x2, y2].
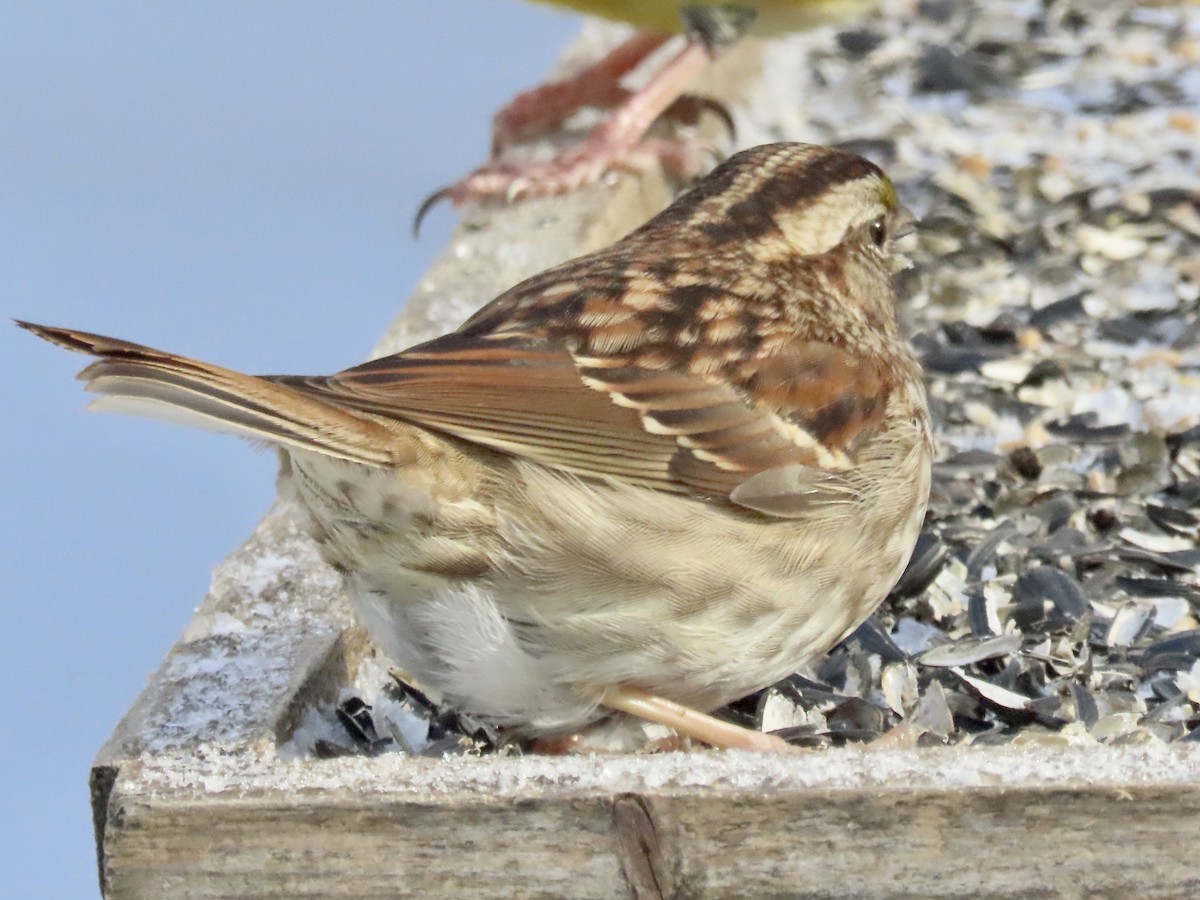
[270, 333, 684, 491]
[574, 357, 830, 499]
[572, 337, 893, 506]
[738, 341, 889, 455]
[269, 332, 888, 510]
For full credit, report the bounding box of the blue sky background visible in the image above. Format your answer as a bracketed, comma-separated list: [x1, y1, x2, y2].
[0, 3, 577, 895]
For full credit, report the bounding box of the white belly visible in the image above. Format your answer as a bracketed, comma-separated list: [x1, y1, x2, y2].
[282, 416, 929, 736]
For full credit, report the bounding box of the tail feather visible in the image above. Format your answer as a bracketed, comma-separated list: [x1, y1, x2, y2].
[18, 320, 395, 466]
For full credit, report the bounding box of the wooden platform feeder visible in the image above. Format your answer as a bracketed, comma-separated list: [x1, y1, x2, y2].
[90, 26, 1200, 899]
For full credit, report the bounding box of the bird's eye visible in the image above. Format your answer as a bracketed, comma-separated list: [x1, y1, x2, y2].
[869, 218, 887, 249]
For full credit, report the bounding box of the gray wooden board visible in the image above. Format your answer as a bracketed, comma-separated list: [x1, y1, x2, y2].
[97, 745, 1200, 898]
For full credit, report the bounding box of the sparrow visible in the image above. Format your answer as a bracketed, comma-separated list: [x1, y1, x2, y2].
[422, 1, 879, 217]
[22, 143, 931, 753]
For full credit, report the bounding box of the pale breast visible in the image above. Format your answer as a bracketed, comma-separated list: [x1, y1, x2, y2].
[275, 394, 930, 734]
[478, 405, 930, 717]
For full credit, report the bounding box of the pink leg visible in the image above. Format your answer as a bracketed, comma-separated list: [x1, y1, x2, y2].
[601, 686, 799, 753]
[491, 32, 673, 155]
[423, 36, 719, 214]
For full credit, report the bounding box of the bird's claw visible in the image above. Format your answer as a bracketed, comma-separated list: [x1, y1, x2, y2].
[413, 135, 724, 237]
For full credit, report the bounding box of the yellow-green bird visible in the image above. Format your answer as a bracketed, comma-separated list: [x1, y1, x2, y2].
[532, 0, 874, 36]
[427, 1, 877, 212]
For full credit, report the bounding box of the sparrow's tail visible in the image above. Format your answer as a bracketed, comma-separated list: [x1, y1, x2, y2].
[18, 321, 395, 466]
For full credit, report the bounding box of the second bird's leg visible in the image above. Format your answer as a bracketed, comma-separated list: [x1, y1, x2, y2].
[490, 31, 672, 154]
[423, 7, 755, 212]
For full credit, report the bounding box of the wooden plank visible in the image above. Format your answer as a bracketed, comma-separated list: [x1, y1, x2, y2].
[97, 746, 1200, 898]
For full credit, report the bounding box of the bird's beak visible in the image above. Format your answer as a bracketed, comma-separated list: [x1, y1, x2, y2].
[890, 206, 919, 273]
[892, 205, 918, 240]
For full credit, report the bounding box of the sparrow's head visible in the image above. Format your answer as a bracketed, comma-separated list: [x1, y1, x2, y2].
[644, 142, 913, 268]
[456, 142, 918, 381]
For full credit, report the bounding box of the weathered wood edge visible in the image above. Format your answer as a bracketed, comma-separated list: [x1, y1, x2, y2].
[99, 745, 1200, 898]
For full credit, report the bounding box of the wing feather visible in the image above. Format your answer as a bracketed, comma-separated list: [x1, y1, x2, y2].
[273, 334, 683, 491]
[268, 328, 892, 512]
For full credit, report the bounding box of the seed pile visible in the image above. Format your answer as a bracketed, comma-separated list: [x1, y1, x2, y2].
[293, 0, 1200, 758]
